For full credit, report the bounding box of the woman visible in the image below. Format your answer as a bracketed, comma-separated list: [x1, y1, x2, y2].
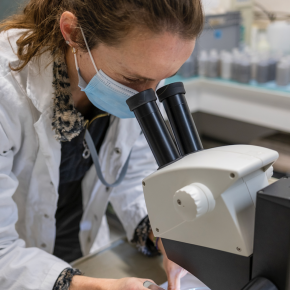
[0, 0, 203, 289]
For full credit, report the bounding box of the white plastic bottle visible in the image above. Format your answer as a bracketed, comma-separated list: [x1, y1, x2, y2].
[267, 21, 290, 55]
[198, 50, 209, 77]
[179, 54, 195, 78]
[220, 51, 232, 80]
[251, 55, 259, 81]
[208, 49, 219, 78]
[268, 54, 279, 82]
[256, 56, 270, 84]
[232, 49, 241, 81]
[257, 32, 270, 54]
[237, 55, 251, 84]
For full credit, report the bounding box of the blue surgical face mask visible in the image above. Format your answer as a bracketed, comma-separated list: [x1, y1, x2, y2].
[73, 28, 138, 118]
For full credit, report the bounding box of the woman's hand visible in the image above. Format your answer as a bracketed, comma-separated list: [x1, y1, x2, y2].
[70, 275, 154, 290]
[148, 230, 187, 290]
[158, 238, 188, 290]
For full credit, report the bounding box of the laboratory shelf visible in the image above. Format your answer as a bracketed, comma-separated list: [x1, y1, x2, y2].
[165, 76, 290, 134]
[166, 75, 290, 94]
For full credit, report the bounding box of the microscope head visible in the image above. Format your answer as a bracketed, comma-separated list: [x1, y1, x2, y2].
[142, 144, 277, 256]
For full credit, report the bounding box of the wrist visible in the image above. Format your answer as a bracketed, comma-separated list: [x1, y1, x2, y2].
[158, 238, 166, 256]
[70, 276, 116, 290]
[149, 230, 163, 253]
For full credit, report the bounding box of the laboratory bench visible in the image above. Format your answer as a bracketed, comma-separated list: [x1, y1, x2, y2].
[71, 238, 166, 285]
[71, 236, 211, 289]
[71, 215, 167, 285]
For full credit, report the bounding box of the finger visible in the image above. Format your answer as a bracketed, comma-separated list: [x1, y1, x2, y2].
[142, 281, 166, 290]
[148, 284, 166, 290]
[142, 279, 155, 290]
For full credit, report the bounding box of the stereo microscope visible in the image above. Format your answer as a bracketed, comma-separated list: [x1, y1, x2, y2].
[126, 82, 290, 290]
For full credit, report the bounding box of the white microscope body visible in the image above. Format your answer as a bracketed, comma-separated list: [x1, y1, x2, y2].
[143, 145, 278, 258]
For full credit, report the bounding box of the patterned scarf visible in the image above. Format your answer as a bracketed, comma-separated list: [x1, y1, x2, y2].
[52, 54, 85, 142]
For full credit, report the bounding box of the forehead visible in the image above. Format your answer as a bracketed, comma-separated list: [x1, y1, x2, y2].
[97, 31, 196, 80]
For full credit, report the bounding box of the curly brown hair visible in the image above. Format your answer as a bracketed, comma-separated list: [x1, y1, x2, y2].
[0, 0, 203, 71]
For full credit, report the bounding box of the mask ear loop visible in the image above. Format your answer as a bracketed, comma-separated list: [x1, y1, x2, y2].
[72, 48, 80, 72]
[80, 27, 98, 73]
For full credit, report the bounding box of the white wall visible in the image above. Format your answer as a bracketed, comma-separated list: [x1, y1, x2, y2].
[255, 0, 290, 14]
[204, 0, 290, 14]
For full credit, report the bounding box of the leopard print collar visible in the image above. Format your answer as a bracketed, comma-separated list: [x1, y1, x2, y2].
[52, 54, 85, 142]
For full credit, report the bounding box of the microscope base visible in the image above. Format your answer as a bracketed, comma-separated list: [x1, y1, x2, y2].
[162, 238, 252, 290]
[252, 177, 290, 290]
[242, 277, 278, 290]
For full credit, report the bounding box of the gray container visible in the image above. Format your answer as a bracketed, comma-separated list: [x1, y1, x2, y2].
[232, 51, 241, 81]
[186, 11, 241, 77]
[198, 50, 209, 77]
[220, 51, 232, 80]
[276, 60, 290, 87]
[237, 58, 251, 84]
[256, 60, 269, 84]
[268, 58, 277, 82]
[232, 61, 238, 81]
[208, 49, 220, 78]
[198, 12, 241, 53]
[251, 56, 259, 81]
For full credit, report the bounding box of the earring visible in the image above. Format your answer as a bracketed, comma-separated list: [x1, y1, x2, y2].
[72, 47, 78, 54]
[66, 40, 70, 45]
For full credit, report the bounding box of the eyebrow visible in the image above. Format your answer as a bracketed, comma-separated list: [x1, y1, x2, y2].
[125, 70, 179, 81]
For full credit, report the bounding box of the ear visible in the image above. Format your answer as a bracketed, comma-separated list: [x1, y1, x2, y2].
[60, 11, 79, 47]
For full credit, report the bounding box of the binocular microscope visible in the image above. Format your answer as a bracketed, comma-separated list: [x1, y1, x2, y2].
[126, 82, 290, 290]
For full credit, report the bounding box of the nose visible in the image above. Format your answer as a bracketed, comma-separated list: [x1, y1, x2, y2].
[133, 80, 160, 93]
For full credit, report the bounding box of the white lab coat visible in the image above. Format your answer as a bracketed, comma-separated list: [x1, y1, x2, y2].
[0, 29, 159, 290]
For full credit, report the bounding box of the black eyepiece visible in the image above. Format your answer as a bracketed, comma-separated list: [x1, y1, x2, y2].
[157, 82, 203, 155]
[126, 89, 180, 168]
[157, 82, 186, 102]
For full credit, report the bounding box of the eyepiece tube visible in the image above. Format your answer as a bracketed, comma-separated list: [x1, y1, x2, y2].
[126, 89, 180, 168]
[157, 82, 203, 155]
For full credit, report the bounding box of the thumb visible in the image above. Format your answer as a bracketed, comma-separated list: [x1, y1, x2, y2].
[167, 274, 181, 290]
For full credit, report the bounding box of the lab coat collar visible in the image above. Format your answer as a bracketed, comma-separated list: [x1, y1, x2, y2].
[26, 51, 55, 114]
[26, 52, 61, 191]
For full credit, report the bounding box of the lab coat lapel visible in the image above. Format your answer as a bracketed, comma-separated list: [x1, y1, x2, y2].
[114, 117, 142, 165]
[27, 54, 61, 192]
[34, 110, 61, 192]
[81, 117, 141, 254]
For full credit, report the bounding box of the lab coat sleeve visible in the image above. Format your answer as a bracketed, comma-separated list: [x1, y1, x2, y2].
[109, 132, 158, 242]
[0, 99, 70, 289]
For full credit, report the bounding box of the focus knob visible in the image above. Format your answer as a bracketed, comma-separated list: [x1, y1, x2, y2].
[173, 183, 215, 221]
